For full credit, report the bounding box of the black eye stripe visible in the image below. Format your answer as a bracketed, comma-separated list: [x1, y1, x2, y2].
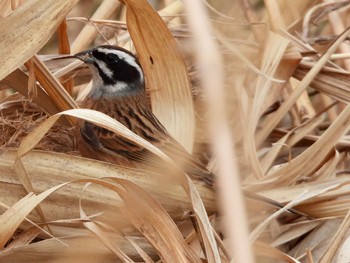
[105, 53, 119, 63]
[110, 59, 141, 82]
[92, 50, 119, 62]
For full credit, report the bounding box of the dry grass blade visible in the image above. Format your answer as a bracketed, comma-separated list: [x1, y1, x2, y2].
[112, 179, 202, 262]
[0, 0, 79, 80]
[254, 240, 301, 263]
[185, 178, 220, 262]
[259, 131, 291, 176]
[270, 220, 323, 247]
[0, 182, 69, 248]
[284, 114, 324, 147]
[302, 1, 350, 40]
[27, 56, 78, 122]
[252, 33, 289, 123]
[319, 209, 350, 262]
[184, 1, 246, 262]
[265, 0, 287, 30]
[337, 235, 350, 263]
[250, 191, 308, 243]
[247, 32, 290, 180]
[258, 176, 350, 204]
[0, 69, 61, 116]
[125, 236, 155, 263]
[57, 20, 74, 94]
[294, 68, 350, 103]
[71, 0, 121, 53]
[125, 0, 195, 151]
[259, 114, 324, 175]
[78, 189, 134, 262]
[5, 226, 43, 249]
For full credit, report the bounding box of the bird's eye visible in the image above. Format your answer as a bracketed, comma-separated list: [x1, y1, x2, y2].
[105, 53, 118, 63]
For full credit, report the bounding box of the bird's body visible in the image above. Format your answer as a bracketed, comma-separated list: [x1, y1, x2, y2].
[75, 45, 213, 185]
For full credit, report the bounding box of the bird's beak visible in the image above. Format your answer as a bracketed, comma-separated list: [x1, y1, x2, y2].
[74, 50, 94, 64]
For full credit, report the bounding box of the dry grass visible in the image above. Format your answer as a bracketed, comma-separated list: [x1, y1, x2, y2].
[2, 0, 350, 262]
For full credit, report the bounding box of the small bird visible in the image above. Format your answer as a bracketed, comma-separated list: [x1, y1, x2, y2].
[74, 45, 214, 185]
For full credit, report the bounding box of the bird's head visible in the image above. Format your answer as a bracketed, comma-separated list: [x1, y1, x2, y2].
[75, 45, 144, 98]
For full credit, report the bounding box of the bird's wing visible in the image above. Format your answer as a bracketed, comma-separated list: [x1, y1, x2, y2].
[80, 120, 214, 185]
[80, 120, 158, 164]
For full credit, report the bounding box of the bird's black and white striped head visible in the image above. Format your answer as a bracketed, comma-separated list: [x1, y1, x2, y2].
[75, 45, 144, 98]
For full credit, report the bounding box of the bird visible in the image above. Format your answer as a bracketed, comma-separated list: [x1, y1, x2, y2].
[74, 45, 214, 186]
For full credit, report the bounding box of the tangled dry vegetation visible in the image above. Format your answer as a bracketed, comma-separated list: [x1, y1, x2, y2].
[2, 0, 350, 262]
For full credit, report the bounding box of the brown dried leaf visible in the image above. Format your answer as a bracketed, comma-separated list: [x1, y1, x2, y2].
[254, 240, 301, 262]
[125, 0, 195, 151]
[0, 0, 79, 80]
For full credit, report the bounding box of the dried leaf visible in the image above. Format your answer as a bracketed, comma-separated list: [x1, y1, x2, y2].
[125, 0, 195, 151]
[0, 0, 79, 80]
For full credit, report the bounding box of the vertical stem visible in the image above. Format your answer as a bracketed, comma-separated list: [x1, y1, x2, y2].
[184, 1, 255, 262]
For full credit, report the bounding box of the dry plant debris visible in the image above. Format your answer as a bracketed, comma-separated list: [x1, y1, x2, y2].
[2, 0, 350, 262]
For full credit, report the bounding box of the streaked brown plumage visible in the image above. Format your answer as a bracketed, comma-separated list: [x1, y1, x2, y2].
[75, 45, 213, 185]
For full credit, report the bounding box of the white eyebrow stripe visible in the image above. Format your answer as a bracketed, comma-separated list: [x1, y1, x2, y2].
[95, 60, 113, 78]
[97, 48, 144, 82]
